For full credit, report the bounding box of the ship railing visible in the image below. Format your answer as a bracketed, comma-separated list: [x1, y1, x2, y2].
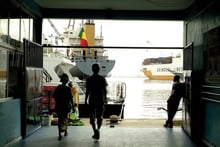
[107, 81, 126, 104]
[73, 55, 109, 61]
[43, 68, 52, 83]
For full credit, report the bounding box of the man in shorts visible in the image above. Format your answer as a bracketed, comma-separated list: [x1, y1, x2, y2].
[85, 63, 108, 140]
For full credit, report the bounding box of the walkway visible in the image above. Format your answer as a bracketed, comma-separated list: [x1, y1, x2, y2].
[6, 119, 196, 147]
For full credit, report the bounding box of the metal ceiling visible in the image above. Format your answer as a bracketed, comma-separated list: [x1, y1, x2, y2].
[5, 0, 196, 20]
[34, 0, 195, 11]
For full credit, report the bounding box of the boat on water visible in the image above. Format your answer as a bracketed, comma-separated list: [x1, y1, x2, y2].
[44, 19, 115, 80]
[142, 54, 183, 80]
[42, 20, 127, 119]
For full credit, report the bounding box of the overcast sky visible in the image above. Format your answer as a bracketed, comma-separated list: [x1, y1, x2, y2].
[43, 19, 183, 47]
[42, 19, 183, 77]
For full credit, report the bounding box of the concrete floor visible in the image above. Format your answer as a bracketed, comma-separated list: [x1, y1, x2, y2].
[6, 119, 197, 147]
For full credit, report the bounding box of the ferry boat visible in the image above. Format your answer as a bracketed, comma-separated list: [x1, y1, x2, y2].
[142, 55, 183, 80]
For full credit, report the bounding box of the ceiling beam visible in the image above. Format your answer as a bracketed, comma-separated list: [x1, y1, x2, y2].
[42, 8, 189, 20]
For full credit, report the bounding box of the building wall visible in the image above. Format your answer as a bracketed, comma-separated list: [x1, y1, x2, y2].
[185, 1, 220, 146]
[0, 99, 21, 146]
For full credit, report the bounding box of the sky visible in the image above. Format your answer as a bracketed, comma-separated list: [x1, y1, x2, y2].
[42, 19, 184, 77]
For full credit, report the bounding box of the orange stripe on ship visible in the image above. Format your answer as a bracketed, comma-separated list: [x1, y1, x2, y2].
[143, 70, 174, 80]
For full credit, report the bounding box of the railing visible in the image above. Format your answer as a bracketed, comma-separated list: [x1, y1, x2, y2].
[43, 68, 52, 83]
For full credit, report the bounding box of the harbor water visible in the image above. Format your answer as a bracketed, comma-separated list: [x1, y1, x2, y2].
[106, 77, 183, 119]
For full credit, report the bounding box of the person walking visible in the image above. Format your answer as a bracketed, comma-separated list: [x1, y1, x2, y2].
[68, 81, 80, 107]
[85, 63, 108, 140]
[164, 75, 184, 128]
[53, 73, 74, 140]
[68, 81, 79, 121]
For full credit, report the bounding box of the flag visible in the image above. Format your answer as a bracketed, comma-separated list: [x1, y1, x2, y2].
[78, 27, 88, 46]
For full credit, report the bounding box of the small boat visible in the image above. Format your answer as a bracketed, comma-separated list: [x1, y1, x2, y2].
[142, 55, 183, 80]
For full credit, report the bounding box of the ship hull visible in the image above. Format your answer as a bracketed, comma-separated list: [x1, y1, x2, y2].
[143, 70, 175, 80]
[142, 56, 183, 80]
[44, 20, 115, 81]
[69, 57, 115, 80]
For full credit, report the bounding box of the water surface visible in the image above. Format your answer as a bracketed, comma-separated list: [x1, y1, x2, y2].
[107, 77, 182, 119]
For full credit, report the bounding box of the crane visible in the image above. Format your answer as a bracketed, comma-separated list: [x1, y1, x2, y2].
[47, 19, 61, 36]
[47, 19, 64, 44]
[67, 19, 75, 30]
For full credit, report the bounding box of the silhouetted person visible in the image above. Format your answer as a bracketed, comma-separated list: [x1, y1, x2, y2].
[164, 75, 184, 128]
[53, 73, 74, 140]
[85, 63, 108, 140]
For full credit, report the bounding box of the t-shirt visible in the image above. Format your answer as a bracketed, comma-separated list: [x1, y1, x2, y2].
[86, 74, 108, 105]
[53, 84, 73, 113]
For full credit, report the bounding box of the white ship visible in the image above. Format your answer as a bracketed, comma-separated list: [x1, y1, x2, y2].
[44, 19, 115, 80]
[142, 54, 183, 80]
